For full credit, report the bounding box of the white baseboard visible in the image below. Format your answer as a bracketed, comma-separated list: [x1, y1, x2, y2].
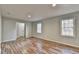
[44, 38, 79, 48]
[2, 39, 16, 42]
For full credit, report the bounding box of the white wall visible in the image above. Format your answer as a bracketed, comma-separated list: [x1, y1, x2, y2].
[0, 11, 1, 43]
[2, 18, 17, 42]
[26, 22, 32, 38]
[0, 15, 2, 54]
[2, 17, 32, 42]
[0, 6, 1, 54]
[0, 9, 2, 43]
[32, 12, 79, 47]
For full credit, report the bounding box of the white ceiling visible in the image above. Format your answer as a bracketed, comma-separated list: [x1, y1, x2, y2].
[0, 4, 79, 21]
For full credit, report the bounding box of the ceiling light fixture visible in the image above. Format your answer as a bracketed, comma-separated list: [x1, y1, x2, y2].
[52, 4, 56, 7]
[27, 14, 31, 18]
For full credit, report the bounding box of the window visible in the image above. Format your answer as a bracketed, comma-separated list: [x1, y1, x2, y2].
[37, 23, 42, 33]
[61, 18, 74, 37]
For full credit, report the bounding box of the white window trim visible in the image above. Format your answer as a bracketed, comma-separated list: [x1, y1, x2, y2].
[36, 22, 42, 33]
[60, 17, 75, 37]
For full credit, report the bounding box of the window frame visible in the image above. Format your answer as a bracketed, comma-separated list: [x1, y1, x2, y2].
[36, 22, 42, 34]
[60, 17, 76, 37]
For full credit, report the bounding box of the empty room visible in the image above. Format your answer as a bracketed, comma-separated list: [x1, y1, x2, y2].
[0, 4, 79, 54]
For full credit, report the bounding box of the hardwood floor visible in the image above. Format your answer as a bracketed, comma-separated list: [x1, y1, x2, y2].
[1, 37, 79, 54]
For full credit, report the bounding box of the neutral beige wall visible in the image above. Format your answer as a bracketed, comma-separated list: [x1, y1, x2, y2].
[32, 12, 79, 47]
[2, 17, 32, 42]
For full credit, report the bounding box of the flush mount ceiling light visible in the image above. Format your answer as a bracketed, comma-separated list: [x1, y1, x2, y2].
[52, 4, 56, 7]
[27, 14, 31, 18]
[24, 13, 32, 20]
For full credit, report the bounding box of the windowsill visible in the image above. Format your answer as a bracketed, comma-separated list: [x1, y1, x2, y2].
[37, 33, 42, 34]
[61, 35, 75, 38]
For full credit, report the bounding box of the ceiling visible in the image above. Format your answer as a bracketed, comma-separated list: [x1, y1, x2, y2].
[0, 4, 79, 21]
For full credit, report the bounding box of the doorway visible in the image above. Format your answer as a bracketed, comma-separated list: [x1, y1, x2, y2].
[16, 22, 26, 38]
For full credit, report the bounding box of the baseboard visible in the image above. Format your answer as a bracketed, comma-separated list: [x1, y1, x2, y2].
[1, 36, 79, 49]
[1, 39, 15, 43]
[32, 36, 79, 49]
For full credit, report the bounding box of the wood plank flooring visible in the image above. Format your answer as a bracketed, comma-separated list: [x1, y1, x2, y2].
[1, 37, 79, 54]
